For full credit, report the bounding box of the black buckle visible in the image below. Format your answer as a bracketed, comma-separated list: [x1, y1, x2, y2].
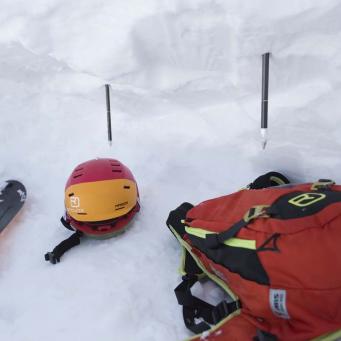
[212, 300, 240, 324]
[311, 179, 335, 191]
[175, 274, 198, 306]
[205, 234, 220, 249]
[44, 252, 60, 264]
[181, 274, 198, 284]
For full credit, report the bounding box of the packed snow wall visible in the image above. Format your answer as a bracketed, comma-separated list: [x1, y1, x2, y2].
[1, 1, 341, 340]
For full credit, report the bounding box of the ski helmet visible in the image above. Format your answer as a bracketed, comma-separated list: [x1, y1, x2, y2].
[64, 158, 140, 238]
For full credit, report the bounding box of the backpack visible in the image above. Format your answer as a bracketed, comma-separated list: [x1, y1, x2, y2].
[166, 174, 341, 341]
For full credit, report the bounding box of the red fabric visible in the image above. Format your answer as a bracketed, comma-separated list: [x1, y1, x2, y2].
[184, 184, 341, 340]
[65, 158, 137, 188]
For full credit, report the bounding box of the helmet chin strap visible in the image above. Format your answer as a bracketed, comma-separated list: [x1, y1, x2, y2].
[44, 217, 83, 264]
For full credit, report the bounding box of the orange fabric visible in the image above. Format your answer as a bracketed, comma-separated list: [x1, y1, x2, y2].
[183, 183, 341, 340]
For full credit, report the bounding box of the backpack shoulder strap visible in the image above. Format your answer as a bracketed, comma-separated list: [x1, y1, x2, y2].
[175, 274, 241, 334]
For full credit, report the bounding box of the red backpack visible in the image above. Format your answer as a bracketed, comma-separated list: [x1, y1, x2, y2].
[167, 174, 341, 341]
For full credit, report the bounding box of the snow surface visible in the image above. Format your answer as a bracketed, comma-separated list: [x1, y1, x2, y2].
[1, 0, 341, 340]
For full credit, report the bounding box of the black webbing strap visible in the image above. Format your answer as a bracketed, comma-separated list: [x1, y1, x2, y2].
[184, 249, 204, 277]
[205, 206, 270, 249]
[175, 275, 241, 334]
[205, 219, 248, 249]
[60, 216, 74, 231]
[44, 231, 83, 264]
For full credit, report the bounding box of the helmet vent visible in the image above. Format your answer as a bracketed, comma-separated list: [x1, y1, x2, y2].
[115, 201, 128, 210]
[112, 169, 122, 173]
[75, 167, 84, 172]
[73, 174, 83, 178]
[115, 206, 126, 211]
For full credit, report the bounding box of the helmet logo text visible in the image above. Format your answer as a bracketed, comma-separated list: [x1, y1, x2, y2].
[70, 197, 80, 208]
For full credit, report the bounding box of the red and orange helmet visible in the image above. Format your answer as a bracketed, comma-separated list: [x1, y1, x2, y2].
[64, 158, 140, 238]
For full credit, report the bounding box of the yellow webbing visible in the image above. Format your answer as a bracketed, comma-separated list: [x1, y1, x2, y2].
[185, 226, 256, 250]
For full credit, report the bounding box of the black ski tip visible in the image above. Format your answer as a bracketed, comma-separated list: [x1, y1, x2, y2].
[5, 180, 27, 195]
[0, 179, 27, 233]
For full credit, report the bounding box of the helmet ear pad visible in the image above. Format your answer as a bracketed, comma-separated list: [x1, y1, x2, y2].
[64, 158, 140, 238]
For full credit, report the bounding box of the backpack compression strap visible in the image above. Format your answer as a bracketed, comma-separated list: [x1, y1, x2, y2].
[44, 217, 83, 264]
[205, 178, 337, 249]
[205, 205, 270, 249]
[205, 172, 289, 249]
[175, 274, 241, 334]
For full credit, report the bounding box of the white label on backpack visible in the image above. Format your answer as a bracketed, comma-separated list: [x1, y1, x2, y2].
[270, 289, 290, 319]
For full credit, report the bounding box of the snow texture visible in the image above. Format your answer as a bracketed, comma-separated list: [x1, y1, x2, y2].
[1, 0, 341, 340]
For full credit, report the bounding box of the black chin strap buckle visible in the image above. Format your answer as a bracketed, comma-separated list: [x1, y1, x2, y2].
[44, 252, 60, 264]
